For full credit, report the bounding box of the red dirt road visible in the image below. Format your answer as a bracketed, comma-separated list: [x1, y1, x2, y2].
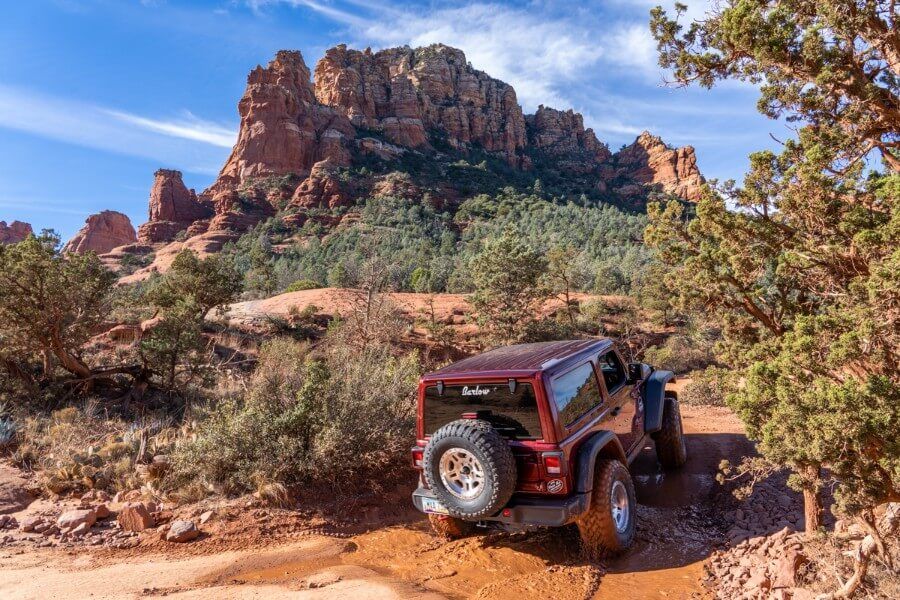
[0, 405, 750, 600]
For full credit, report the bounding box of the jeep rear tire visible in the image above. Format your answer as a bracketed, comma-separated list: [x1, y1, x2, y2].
[428, 514, 476, 539]
[576, 459, 636, 558]
[423, 419, 516, 519]
[652, 395, 687, 469]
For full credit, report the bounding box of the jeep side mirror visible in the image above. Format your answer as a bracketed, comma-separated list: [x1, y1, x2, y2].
[627, 363, 644, 384]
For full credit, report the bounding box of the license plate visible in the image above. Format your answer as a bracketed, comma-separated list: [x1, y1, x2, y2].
[421, 497, 449, 515]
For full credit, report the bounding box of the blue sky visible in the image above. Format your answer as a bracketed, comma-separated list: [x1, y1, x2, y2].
[0, 0, 786, 240]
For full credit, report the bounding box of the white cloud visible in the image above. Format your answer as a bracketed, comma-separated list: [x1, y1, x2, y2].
[0, 85, 234, 173]
[104, 109, 235, 148]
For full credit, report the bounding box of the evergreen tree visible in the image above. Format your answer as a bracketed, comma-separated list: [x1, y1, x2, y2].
[469, 230, 549, 344]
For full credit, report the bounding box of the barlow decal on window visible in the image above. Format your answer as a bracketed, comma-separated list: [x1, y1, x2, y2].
[461, 385, 492, 397]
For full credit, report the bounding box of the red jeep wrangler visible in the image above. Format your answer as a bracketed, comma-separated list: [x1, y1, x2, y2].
[411, 339, 686, 555]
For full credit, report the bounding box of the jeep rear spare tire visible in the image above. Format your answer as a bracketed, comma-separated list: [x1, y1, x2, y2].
[423, 419, 517, 519]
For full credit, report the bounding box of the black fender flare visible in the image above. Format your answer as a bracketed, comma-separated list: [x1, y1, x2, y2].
[574, 430, 627, 494]
[643, 369, 675, 434]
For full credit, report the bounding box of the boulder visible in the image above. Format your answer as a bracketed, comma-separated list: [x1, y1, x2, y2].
[117, 502, 155, 532]
[165, 520, 199, 543]
[772, 548, 807, 589]
[57, 508, 97, 532]
[20, 516, 45, 532]
[63, 211, 137, 255]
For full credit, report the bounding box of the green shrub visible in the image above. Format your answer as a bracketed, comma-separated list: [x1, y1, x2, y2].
[680, 367, 737, 407]
[285, 279, 321, 292]
[170, 334, 420, 496]
[642, 334, 715, 375]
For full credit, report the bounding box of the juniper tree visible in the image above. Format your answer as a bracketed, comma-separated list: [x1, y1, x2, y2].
[469, 230, 549, 344]
[0, 232, 116, 383]
[651, 0, 900, 171]
[648, 1, 900, 540]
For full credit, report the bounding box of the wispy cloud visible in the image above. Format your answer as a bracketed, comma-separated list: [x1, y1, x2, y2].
[104, 109, 235, 148]
[0, 85, 234, 173]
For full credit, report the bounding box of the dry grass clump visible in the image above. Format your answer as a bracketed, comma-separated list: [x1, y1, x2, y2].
[10, 401, 179, 496]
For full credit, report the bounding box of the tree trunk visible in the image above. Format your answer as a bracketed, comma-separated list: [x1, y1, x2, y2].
[801, 464, 823, 536]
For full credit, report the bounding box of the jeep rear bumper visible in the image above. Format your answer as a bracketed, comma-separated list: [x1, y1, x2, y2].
[412, 486, 590, 527]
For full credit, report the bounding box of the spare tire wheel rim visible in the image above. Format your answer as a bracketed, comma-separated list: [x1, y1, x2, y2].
[611, 480, 630, 533]
[439, 448, 485, 500]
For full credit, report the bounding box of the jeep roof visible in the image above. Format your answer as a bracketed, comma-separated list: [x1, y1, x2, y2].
[423, 339, 615, 380]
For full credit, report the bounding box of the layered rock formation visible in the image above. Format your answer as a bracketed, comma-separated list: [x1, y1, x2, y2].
[137, 169, 213, 243]
[64, 211, 137, 255]
[0, 220, 32, 245]
[121, 43, 706, 280]
[315, 44, 527, 165]
[525, 106, 611, 173]
[290, 160, 349, 209]
[613, 131, 705, 201]
[206, 50, 355, 208]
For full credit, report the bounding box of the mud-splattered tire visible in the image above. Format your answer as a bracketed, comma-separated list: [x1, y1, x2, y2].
[428, 514, 476, 539]
[652, 395, 687, 469]
[423, 419, 516, 519]
[576, 459, 636, 558]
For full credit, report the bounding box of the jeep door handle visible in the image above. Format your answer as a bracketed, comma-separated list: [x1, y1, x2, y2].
[610, 406, 621, 417]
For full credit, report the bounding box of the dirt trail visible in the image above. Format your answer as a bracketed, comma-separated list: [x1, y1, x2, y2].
[0, 405, 750, 600]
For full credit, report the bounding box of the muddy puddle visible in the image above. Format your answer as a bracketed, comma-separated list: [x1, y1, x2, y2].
[196, 411, 747, 599]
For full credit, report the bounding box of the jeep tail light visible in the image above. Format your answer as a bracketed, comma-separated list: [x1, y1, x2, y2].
[411, 447, 424, 469]
[542, 452, 564, 475]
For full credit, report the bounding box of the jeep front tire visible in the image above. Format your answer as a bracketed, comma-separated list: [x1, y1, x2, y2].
[576, 459, 636, 558]
[652, 395, 687, 469]
[423, 419, 517, 519]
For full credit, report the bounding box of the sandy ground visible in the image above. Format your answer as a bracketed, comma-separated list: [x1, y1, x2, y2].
[217, 288, 606, 325]
[0, 405, 750, 600]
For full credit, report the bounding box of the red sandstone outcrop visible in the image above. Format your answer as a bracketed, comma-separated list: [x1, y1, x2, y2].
[290, 160, 350, 209]
[613, 131, 705, 201]
[314, 44, 527, 166]
[64, 211, 137, 255]
[0, 220, 32, 244]
[116, 44, 707, 265]
[137, 169, 213, 243]
[525, 106, 611, 173]
[206, 50, 355, 208]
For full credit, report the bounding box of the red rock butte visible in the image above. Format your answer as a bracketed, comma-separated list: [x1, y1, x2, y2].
[64, 211, 137, 255]
[0, 220, 33, 245]
[95, 43, 706, 279]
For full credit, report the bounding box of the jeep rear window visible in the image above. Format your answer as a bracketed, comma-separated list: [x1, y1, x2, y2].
[551, 362, 604, 427]
[423, 383, 542, 440]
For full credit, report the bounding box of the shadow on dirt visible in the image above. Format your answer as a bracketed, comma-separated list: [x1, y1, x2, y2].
[472, 432, 757, 577]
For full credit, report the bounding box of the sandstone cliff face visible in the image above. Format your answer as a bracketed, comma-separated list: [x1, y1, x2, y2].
[137, 169, 213, 243]
[207, 50, 355, 208]
[613, 131, 705, 201]
[290, 160, 349, 209]
[0, 220, 33, 244]
[525, 106, 611, 171]
[64, 211, 137, 255]
[314, 44, 527, 166]
[124, 44, 706, 271]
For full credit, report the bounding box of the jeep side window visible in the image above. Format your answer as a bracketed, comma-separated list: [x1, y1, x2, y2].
[551, 362, 604, 427]
[598, 350, 626, 392]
